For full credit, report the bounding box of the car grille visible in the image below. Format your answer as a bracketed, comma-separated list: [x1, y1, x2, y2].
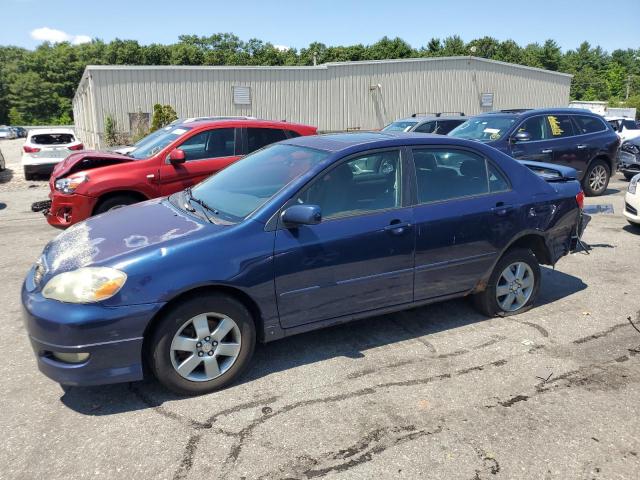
[626, 202, 638, 216]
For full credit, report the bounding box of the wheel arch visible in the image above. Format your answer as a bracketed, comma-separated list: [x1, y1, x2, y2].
[141, 284, 265, 364]
[92, 189, 150, 215]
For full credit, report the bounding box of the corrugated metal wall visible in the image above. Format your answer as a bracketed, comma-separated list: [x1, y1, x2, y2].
[73, 57, 572, 148]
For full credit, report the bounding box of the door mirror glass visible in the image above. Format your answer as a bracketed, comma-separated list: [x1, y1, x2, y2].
[512, 131, 532, 143]
[281, 205, 322, 227]
[169, 149, 186, 164]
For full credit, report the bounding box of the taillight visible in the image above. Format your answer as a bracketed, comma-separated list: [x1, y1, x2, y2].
[576, 191, 585, 210]
[69, 144, 84, 151]
[23, 145, 40, 153]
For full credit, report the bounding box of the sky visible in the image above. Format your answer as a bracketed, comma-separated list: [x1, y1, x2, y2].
[1, 0, 639, 53]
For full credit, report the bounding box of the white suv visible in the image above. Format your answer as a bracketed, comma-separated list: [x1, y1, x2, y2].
[21, 128, 83, 180]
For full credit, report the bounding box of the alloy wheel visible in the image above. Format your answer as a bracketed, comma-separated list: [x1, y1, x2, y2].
[496, 261, 535, 312]
[588, 165, 607, 193]
[170, 312, 242, 382]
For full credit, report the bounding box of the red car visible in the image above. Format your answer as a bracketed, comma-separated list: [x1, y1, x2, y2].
[39, 119, 317, 228]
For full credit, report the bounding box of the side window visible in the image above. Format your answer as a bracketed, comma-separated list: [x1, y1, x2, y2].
[285, 130, 302, 138]
[414, 121, 436, 133]
[413, 149, 489, 203]
[295, 150, 401, 219]
[573, 115, 606, 134]
[488, 163, 510, 192]
[247, 128, 287, 153]
[179, 128, 235, 161]
[434, 120, 462, 135]
[546, 115, 575, 138]
[517, 116, 549, 141]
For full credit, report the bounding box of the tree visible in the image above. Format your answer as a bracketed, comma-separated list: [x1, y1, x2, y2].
[150, 104, 178, 132]
[441, 36, 467, 56]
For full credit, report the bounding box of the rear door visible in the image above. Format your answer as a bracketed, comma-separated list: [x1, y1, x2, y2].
[410, 147, 517, 300]
[243, 127, 288, 155]
[157, 127, 241, 195]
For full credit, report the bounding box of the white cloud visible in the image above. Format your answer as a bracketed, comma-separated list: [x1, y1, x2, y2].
[273, 44, 290, 52]
[30, 27, 91, 45]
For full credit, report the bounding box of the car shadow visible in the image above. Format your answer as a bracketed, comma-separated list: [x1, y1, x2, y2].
[0, 168, 14, 184]
[623, 224, 640, 235]
[59, 266, 587, 415]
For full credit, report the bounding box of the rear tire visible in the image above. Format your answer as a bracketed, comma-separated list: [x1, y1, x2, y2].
[582, 159, 610, 196]
[147, 294, 256, 395]
[94, 194, 140, 215]
[472, 248, 541, 317]
[24, 169, 34, 181]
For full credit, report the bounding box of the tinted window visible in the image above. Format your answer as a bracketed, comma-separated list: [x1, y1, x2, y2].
[573, 115, 606, 134]
[622, 120, 639, 130]
[179, 128, 235, 161]
[517, 116, 549, 141]
[413, 149, 490, 203]
[190, 144, 328, 222]
[434, 120, 464, 135]
[31, 133, 75, 145]
[546, 115, 575, 138]
[247, 128, 287, 153]
[286, 130, 301, 138]
[414, 121, 436, 133]
[488, 163, 510, 192]
[295, 150, 401, 219]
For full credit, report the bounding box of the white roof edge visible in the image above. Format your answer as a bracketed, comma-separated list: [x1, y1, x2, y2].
[80, 56, 573, 78]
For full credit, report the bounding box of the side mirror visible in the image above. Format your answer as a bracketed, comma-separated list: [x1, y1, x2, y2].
[169, 149, 186, 164]
[281, 205, 322, 227]
[512, 131, 531, 143]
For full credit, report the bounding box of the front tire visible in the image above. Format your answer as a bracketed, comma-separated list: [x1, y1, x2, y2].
[472, 248, 541, 317]
[94, 194, 139, 215]
[148, 294, 256, 395]
[582, 159, 610, 196]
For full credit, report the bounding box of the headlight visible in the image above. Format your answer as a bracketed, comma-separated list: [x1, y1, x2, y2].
[629, 175, 639, 195]
[55, 173, 89, 194]
[42, 267, 127, 303]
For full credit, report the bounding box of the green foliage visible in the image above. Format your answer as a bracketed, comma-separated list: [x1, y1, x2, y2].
[0, 34, 639, 124]
[150, 104, 178, 132]
[8, 107, 23, 125]
[104, 114, 117, 146]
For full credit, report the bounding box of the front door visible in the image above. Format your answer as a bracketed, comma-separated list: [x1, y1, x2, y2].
[410, 147, 517, 300]
[158, 127, 241, 195]
[274, 149, 415, 328]
[509, 115, 554, 163]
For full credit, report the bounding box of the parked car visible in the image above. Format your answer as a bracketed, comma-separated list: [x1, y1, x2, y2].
[605, 116, 640, 142]
[14, 126, 28, 138]
[22, 131, 587, 395]
[624, 174, 640, 227]
[383, 112, 467, 134]
[0, 126, 17, 140]
[0, 147, 5, 171]
[35, 119, 317, 228]
[21, 128, 83, 180]
[449, 108, 620, 196]
[618, 137, 640, 180]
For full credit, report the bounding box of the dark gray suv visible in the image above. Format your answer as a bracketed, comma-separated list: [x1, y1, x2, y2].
[449, 108, 620, 196]
[383, 113, 468, 135]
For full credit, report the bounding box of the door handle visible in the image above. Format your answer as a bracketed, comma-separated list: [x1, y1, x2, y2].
[541, 149, 553, 154]
[146, 174, 156, 180]
[491, 204, 514, 216]
[384, 220, 412, 235]
[577, 144, 588, 149]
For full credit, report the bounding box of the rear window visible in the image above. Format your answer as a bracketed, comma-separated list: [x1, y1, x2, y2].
[573, 115, 606, 134]
[31, 133, 75, 145]
[247, 128, 287, 153]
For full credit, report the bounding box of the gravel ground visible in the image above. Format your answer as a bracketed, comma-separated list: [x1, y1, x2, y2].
[0, 138, 49, 193]
[1, 137, 639, 480]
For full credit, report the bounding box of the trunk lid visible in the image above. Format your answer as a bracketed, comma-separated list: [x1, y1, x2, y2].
[518, 160, 578, 182]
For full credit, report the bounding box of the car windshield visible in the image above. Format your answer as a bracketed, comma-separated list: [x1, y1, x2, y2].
[188, 144, 329, 222]
[129, 126, 192, 159]
[448, 116, 517, 142]
[382, 121, 418, 132]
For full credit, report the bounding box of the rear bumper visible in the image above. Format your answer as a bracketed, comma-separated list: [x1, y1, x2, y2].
[46, 191, 98, 228]
[24, 163, 57, 177]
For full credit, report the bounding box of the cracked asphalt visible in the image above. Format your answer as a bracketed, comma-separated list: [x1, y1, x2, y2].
[1, 137, 639, 479]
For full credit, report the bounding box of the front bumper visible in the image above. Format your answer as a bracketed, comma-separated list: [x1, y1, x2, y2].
[22, 280, 165, 386]
[45, 191, 98, 228]
[618, 150, 640, 176]
[624, 191, 640, 224]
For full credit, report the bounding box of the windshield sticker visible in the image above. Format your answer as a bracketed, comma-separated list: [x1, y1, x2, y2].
[171, 128, 188, 135]
[548, 116, 564, 136]
[483, 128, 500, 134]
[490, 132, 501, 140]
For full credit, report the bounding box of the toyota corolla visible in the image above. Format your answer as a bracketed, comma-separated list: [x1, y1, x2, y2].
[22, 132, 588, 395]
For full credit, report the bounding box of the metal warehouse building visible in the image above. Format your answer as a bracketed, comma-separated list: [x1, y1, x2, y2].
[73, 57, 572, 148]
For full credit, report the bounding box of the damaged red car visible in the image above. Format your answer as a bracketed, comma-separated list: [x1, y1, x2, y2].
[35, 119, 317, 228]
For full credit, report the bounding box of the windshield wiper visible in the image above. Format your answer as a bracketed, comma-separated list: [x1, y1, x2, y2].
[184, 187, 219, 223]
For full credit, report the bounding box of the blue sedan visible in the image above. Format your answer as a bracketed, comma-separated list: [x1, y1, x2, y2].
[22, 132, 586, 395]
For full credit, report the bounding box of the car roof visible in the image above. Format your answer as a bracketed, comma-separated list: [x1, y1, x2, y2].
[176, 118, 314, 129]
[481, 108, 600, 117]
[28, 128, 75, 135]
[394, 116, 468, 123]
[283, 131, 479, 153]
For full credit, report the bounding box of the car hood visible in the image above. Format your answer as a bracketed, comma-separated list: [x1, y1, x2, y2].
[40, 197, 212, 277]
[51, 150, 134, 179]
